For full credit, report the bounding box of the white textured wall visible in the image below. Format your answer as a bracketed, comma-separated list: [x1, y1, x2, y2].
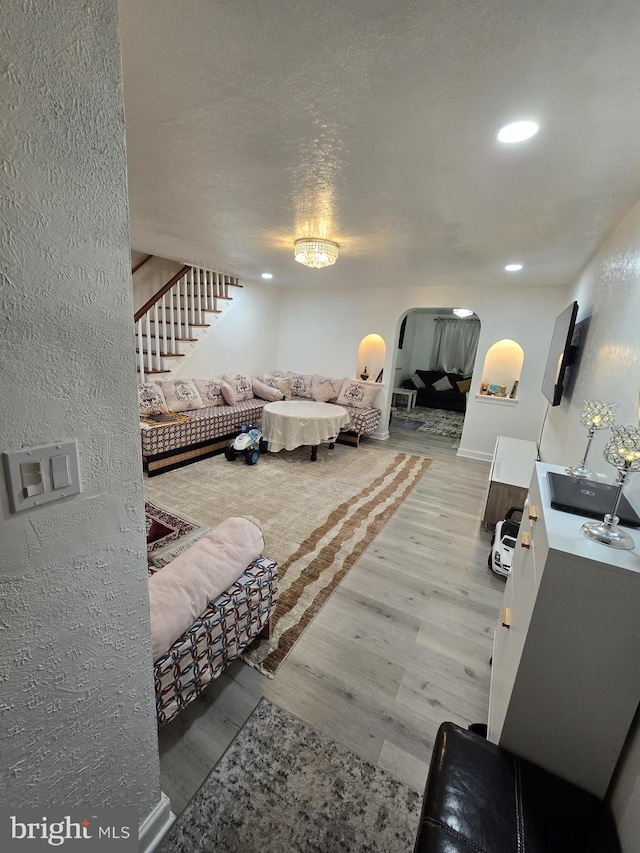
[276, 284, 567, 451]
[0, 0, 161, 817]
[537, 200, 640, 852]
[132, 254, 184, 314]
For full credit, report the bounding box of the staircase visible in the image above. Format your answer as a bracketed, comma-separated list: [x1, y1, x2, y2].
[134, 263, 242, 382]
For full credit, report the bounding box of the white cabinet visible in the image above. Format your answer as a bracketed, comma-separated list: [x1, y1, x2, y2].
[488, 462, 640, 798]
[481, 436, 538, 528]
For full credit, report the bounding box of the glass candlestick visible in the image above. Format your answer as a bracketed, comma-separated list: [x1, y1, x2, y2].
[566, 400, 616, 480]
[582, 425, 640, 550]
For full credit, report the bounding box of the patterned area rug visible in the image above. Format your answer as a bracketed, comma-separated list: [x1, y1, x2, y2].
[391, 405, 465, 437]
[145, 444, 431, 676]
[157, 698, 421, 853]
[145, 501, 211, 568]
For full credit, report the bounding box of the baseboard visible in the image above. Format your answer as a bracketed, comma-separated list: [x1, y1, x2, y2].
[456, 447, 492, 463]
[369, 428, 389, 441]
[139, 792, 175, 853]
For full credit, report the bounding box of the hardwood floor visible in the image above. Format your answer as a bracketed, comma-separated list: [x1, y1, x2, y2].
[157, 428, 506, 815]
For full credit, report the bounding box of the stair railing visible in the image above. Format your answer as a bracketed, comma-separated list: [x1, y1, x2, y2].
[134, 265, 240, 381]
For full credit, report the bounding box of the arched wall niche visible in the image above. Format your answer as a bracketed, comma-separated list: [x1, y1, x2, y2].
[480, 339, 524, 398]
[357, 333, 386, 382]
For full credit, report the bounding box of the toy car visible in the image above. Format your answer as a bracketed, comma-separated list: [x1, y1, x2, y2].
[225, 425, 264, 465]
[488, 507, 523, 577]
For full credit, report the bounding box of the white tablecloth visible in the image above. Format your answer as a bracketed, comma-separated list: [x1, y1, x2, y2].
[262, 400, 351, 453]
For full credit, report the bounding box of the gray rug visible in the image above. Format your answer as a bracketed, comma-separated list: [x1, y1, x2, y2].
[157, 699, 422, 853]
[391, 406, 465, 438]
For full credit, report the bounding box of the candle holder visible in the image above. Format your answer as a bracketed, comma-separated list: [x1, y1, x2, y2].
[581, 425, 640, 550]
[565, 400, 616, 480]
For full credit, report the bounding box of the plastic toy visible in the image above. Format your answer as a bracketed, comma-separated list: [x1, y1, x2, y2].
[225, 425, 264, 465]
[488, 507, 523, 577]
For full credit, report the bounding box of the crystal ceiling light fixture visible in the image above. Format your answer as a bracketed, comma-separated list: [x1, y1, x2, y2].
[453, 308, 474, 318]
[497, 120, 539, 143]
[294, 238, 339, 269]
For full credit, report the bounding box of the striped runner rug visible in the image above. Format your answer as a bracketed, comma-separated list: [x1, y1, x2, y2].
[145, 443, 431, 677]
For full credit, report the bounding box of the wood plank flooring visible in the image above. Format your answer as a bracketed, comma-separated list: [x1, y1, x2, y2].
[156, 429, 506, 815]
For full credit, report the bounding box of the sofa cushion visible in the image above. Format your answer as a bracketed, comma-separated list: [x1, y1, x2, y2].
[194, 378, 225, 407]
[287, 372, 314, 399]
[312, 375, 343, 402]
[221, 380, 237, 406]
[138, 382, 169, 416]
[158, 379, 205, 412]
[222, 373, 254, 402]
[432, 375, 454, 392]
[456, 378, 471, 394]
[411, 372, 426, 389]
[336, 379, 380, 409]
[252, 378, 283, 401]
[259, 374, 292, 400]
[148, 516, 265, 660]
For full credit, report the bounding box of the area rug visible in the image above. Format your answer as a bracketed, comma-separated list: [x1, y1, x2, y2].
[145, 501, 211, 568]
[145, 444, 431, 675]
[156, 698, 421, 853]
[391, 405, 465, 437]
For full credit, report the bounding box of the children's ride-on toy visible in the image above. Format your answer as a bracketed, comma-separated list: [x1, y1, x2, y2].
[225, 425, 264, 465]
[488, 506, 523, 577]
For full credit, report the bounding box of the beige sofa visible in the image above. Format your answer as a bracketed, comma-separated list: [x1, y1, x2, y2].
[139, 372, 382, 476]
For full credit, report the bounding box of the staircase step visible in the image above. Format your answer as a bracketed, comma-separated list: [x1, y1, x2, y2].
[227, 281, 243, 288]
[136, 350, 185, 358]
[137, 334, 199, 342]
[145, 320, 211, 328]
[162, 306, 222, 314]
[136, 367, 171, 375]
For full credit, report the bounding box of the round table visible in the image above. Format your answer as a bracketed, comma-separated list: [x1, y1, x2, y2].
[262, 400, 351, 460]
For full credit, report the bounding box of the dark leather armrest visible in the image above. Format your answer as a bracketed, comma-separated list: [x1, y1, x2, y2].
[414, 722, 620, 853]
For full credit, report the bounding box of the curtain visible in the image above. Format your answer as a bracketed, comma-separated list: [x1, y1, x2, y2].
[430, 318, 480, 376]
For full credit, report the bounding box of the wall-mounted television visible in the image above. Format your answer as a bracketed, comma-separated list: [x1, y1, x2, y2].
[541, 300, 579, 407]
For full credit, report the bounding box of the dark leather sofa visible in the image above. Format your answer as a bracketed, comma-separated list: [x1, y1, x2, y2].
[402, 370, 470, 413]
[414, 722, 620, 853]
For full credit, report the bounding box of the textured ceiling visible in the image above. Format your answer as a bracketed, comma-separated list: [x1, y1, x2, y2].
[119, 0, 640, 290]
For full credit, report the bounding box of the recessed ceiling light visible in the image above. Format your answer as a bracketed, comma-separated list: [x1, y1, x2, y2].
[261, 272, 273, 280]
[497, 121, 539, 144]
[504, 263, 523, 272]
[453, 308, 474, 318]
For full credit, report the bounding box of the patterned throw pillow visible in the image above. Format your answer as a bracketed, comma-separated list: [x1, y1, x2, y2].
[157, 379, 205, 412]
[252, 378, 283, 401]
[410, 372, 426, 389]
[456, 378, 472, 394]
[138, 383, 169, 416]
[311, 375, 344, 402]
[335, 379, 380, 409]
[194, 378, 225, 407]
[259, 374, 292, 400]
[287, 372, 314, 399]
[222, 373, 254, 402]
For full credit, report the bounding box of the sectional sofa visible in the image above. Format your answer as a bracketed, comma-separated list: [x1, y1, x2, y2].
[139, 371, 382, 476]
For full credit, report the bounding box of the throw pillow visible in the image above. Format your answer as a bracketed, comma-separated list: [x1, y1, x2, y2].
[456, 378, 472, 394]
[335, 379, 380, 409]
[220, 380, 237, 406]
[194, 378, 225, 407]
[410, 372, 426, 389]
[156, 380, 205, 413]
[252, 378, 283, 402]
[311, 374, 343, 402]
[259, 374, 292, 400]
[222, 373, 254, 401]
[138, 383, 169, 416]
[287, 372, 314, 399]
[432, 375, 454, 392]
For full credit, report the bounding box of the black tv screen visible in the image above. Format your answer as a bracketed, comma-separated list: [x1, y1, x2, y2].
[541, 301, 578, 406]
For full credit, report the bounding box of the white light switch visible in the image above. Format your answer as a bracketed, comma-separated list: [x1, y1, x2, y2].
[3, 439, 81, 513]
[51, 454, 71, 489]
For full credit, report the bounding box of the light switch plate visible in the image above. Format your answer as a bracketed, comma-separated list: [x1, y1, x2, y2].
[3, 439, 81, 513]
